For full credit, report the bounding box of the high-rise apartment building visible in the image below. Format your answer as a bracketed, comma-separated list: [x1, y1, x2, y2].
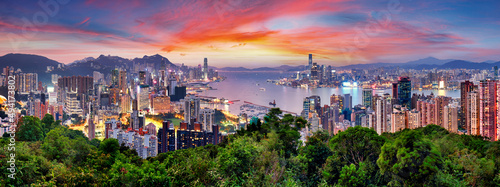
[443, 103, 459, 133]
[479, 80, 497, 141]
[183, 95, 200, 122]
[460, 80, 474, 132]
[467, 91, 480, 135]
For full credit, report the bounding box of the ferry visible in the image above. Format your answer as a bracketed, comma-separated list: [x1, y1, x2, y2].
[269, 100, 276, 106]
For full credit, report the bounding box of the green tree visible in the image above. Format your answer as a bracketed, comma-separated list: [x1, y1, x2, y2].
[377, 130, 443, 186]
[41, 114, 55, 135]
[217, 136, 258, 185]
[338, 162, 369, 187]
[297, 130, 332, 186]
[99, 138, 120, 156]
[17, 116, 44, 141]
[323, 126, 385, 185]
[41, 127, 71, 161]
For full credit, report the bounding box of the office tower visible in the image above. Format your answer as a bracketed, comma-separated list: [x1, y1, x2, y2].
[88, 118, 95, 140]
[443, 103, 459, 133]
[168, 72, 177, 96]
[467, 91, 480, 135]
[203, 58, 208, 80]
[362, 88, 373, 108]
[391, 110, 406, 133]
[479, 80, 497, 141]
[495, 66, 499, 80]
[199, 108, 215, 132]
[375, 97, 389, 134]
[321, 105, 335, 134]
[302, 95, 321, 118]
[408, 109, 421, 129]
[139, 71, 146, 85]
[111, 69, 119, 87]
[308, 54, 312, 70]
[159, 121, 175, 153]
[460, 81, 474, 131]
[119, 70, 127, 93]
[330, 94, 344, 111]
[137, 85, 150, 111]
[392, 82, 398, 102]
[397, 77, 411, 108]
[310, 63, 320, 80]
[183, 95, 200, 122]
[343, 94, 352, 110]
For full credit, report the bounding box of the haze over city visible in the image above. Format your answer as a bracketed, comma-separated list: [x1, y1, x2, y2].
[1, 0, 500, 67]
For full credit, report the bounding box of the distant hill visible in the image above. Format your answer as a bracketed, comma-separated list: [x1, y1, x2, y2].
[0, 53, 65, 83]
[0, 53, 62, 72]
[404, 57, 455, 65]
[336, 58, 500, 70]
[66, 54, 177, 76]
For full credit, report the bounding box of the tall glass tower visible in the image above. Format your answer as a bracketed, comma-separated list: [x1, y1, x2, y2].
[397, 77, 411, 108]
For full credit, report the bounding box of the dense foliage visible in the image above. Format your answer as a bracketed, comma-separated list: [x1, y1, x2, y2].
[1, 111, 500, 186]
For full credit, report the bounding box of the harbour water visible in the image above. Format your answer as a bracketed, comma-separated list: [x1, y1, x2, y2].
[199, 72, 460, 115]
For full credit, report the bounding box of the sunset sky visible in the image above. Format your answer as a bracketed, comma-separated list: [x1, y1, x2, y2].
[1, 0, 499, 67]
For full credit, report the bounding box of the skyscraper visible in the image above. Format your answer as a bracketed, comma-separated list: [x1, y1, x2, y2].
[495, 66, 499, 80]
[467, 91, 480, 135]
[433, 96, 451, 127]
[479, 79, 497, 141]
[199, 108, 215, 132]
[460, 80, 474, 132]
[308, 54, 312, 70]
[183, 95, 200, 122]
[203, 58, 208, 80]
[397, 77, 411, 108]
[139, 71, 146, 85]
[343, 94, 352, 111]
[330, 94, 344, 111]
[375, 97, 389, 134]
[362, 88, 373, 108]
[408, 109, 421, 129]
[111, 69, 119, 87]
[119, 70, 127, 93]
[137, 85, 150, 111]
[310, 63, 320, 80]
[391, 110, 406, 133]
[302, 95, 321, 118]
[443, 103, 459, 134]
[392, 82, 398, 102]
[88, 118, 95, 140]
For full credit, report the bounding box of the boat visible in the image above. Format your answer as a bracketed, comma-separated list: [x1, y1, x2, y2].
[259, 88, 266, 91]
[269, 100, 276, 106]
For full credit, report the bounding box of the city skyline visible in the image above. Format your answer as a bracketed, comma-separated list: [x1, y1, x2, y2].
[1, 0, 500, 67]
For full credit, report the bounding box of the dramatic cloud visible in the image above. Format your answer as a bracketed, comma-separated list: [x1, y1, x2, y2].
[0, 0, 499, 67]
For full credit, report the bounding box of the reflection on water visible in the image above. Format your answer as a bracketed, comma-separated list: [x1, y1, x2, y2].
[199, 72, 460, 115]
